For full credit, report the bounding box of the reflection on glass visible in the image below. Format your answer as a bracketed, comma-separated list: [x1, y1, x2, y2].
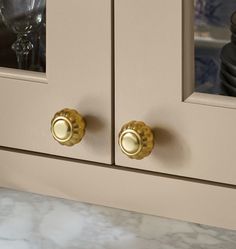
[194, 0, 236, 96]
[0, 0, 46, 72]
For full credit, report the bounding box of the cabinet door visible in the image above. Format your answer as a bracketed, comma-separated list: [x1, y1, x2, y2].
[0, 0, 112, 164]
[115, 0, 236, 184]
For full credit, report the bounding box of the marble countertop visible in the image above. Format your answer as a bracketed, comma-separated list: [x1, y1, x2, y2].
[0, 188, 235, 249]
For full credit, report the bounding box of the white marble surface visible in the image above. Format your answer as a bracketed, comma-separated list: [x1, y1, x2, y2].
[0, 188, 235, 249]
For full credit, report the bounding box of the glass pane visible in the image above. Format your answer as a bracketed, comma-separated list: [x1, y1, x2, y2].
[194, 0, 236, 97]
[0, 0, 46, 72]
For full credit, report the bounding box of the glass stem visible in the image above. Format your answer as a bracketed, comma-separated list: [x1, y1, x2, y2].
[12, 34, 33, 70]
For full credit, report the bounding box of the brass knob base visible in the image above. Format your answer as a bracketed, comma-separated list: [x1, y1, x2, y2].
[118, 121, 154, 160]
[51, 108, 86, 146]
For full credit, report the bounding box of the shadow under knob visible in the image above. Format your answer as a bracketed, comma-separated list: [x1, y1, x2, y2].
[118, 121, 154, 160]
[51, 108, 86, 146]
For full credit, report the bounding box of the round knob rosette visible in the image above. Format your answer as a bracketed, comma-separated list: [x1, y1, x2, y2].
[118, 121, 154, 160]
[51, 108, 86, 146]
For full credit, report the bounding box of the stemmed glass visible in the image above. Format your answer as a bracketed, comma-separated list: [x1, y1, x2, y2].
[0, 0, 45, 70]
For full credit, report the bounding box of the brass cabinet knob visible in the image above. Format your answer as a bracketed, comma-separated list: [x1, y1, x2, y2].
[118, 121, 154, 160]
[51, 108, 86, 146]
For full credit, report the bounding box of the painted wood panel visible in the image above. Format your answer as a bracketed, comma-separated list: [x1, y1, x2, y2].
[0, 149, 235, 230]
[0, 0, 112, 164]
[115, 0, 236, 184]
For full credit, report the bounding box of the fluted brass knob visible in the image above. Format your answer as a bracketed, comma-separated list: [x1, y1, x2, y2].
[118, 121, 154, 160]
[51, 108, 86, 146]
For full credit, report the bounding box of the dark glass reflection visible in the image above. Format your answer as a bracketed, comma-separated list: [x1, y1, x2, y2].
[194, 0, 236, 96]
[0, 0, 46, 72]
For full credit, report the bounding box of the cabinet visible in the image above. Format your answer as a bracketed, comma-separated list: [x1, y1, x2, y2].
[0, 0, 112, 164]
[115, 0, 236, 185]
[0, 0, 236, 230]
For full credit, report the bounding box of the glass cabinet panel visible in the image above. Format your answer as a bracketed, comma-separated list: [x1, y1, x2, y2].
[0, 0, 46, 72]
[194, 0, 236, 97]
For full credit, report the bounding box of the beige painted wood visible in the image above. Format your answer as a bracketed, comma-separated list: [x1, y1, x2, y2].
[0, 149, 236, 230]
[115, 0, 236, 184]
[0, 0, 112, 164]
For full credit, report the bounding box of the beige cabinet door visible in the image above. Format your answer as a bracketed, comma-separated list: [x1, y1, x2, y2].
[0, 0, 112, 164]
[115, 0, 236, 184]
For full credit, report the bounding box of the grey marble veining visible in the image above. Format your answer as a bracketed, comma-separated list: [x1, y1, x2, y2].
[0, 188, 235, 249]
